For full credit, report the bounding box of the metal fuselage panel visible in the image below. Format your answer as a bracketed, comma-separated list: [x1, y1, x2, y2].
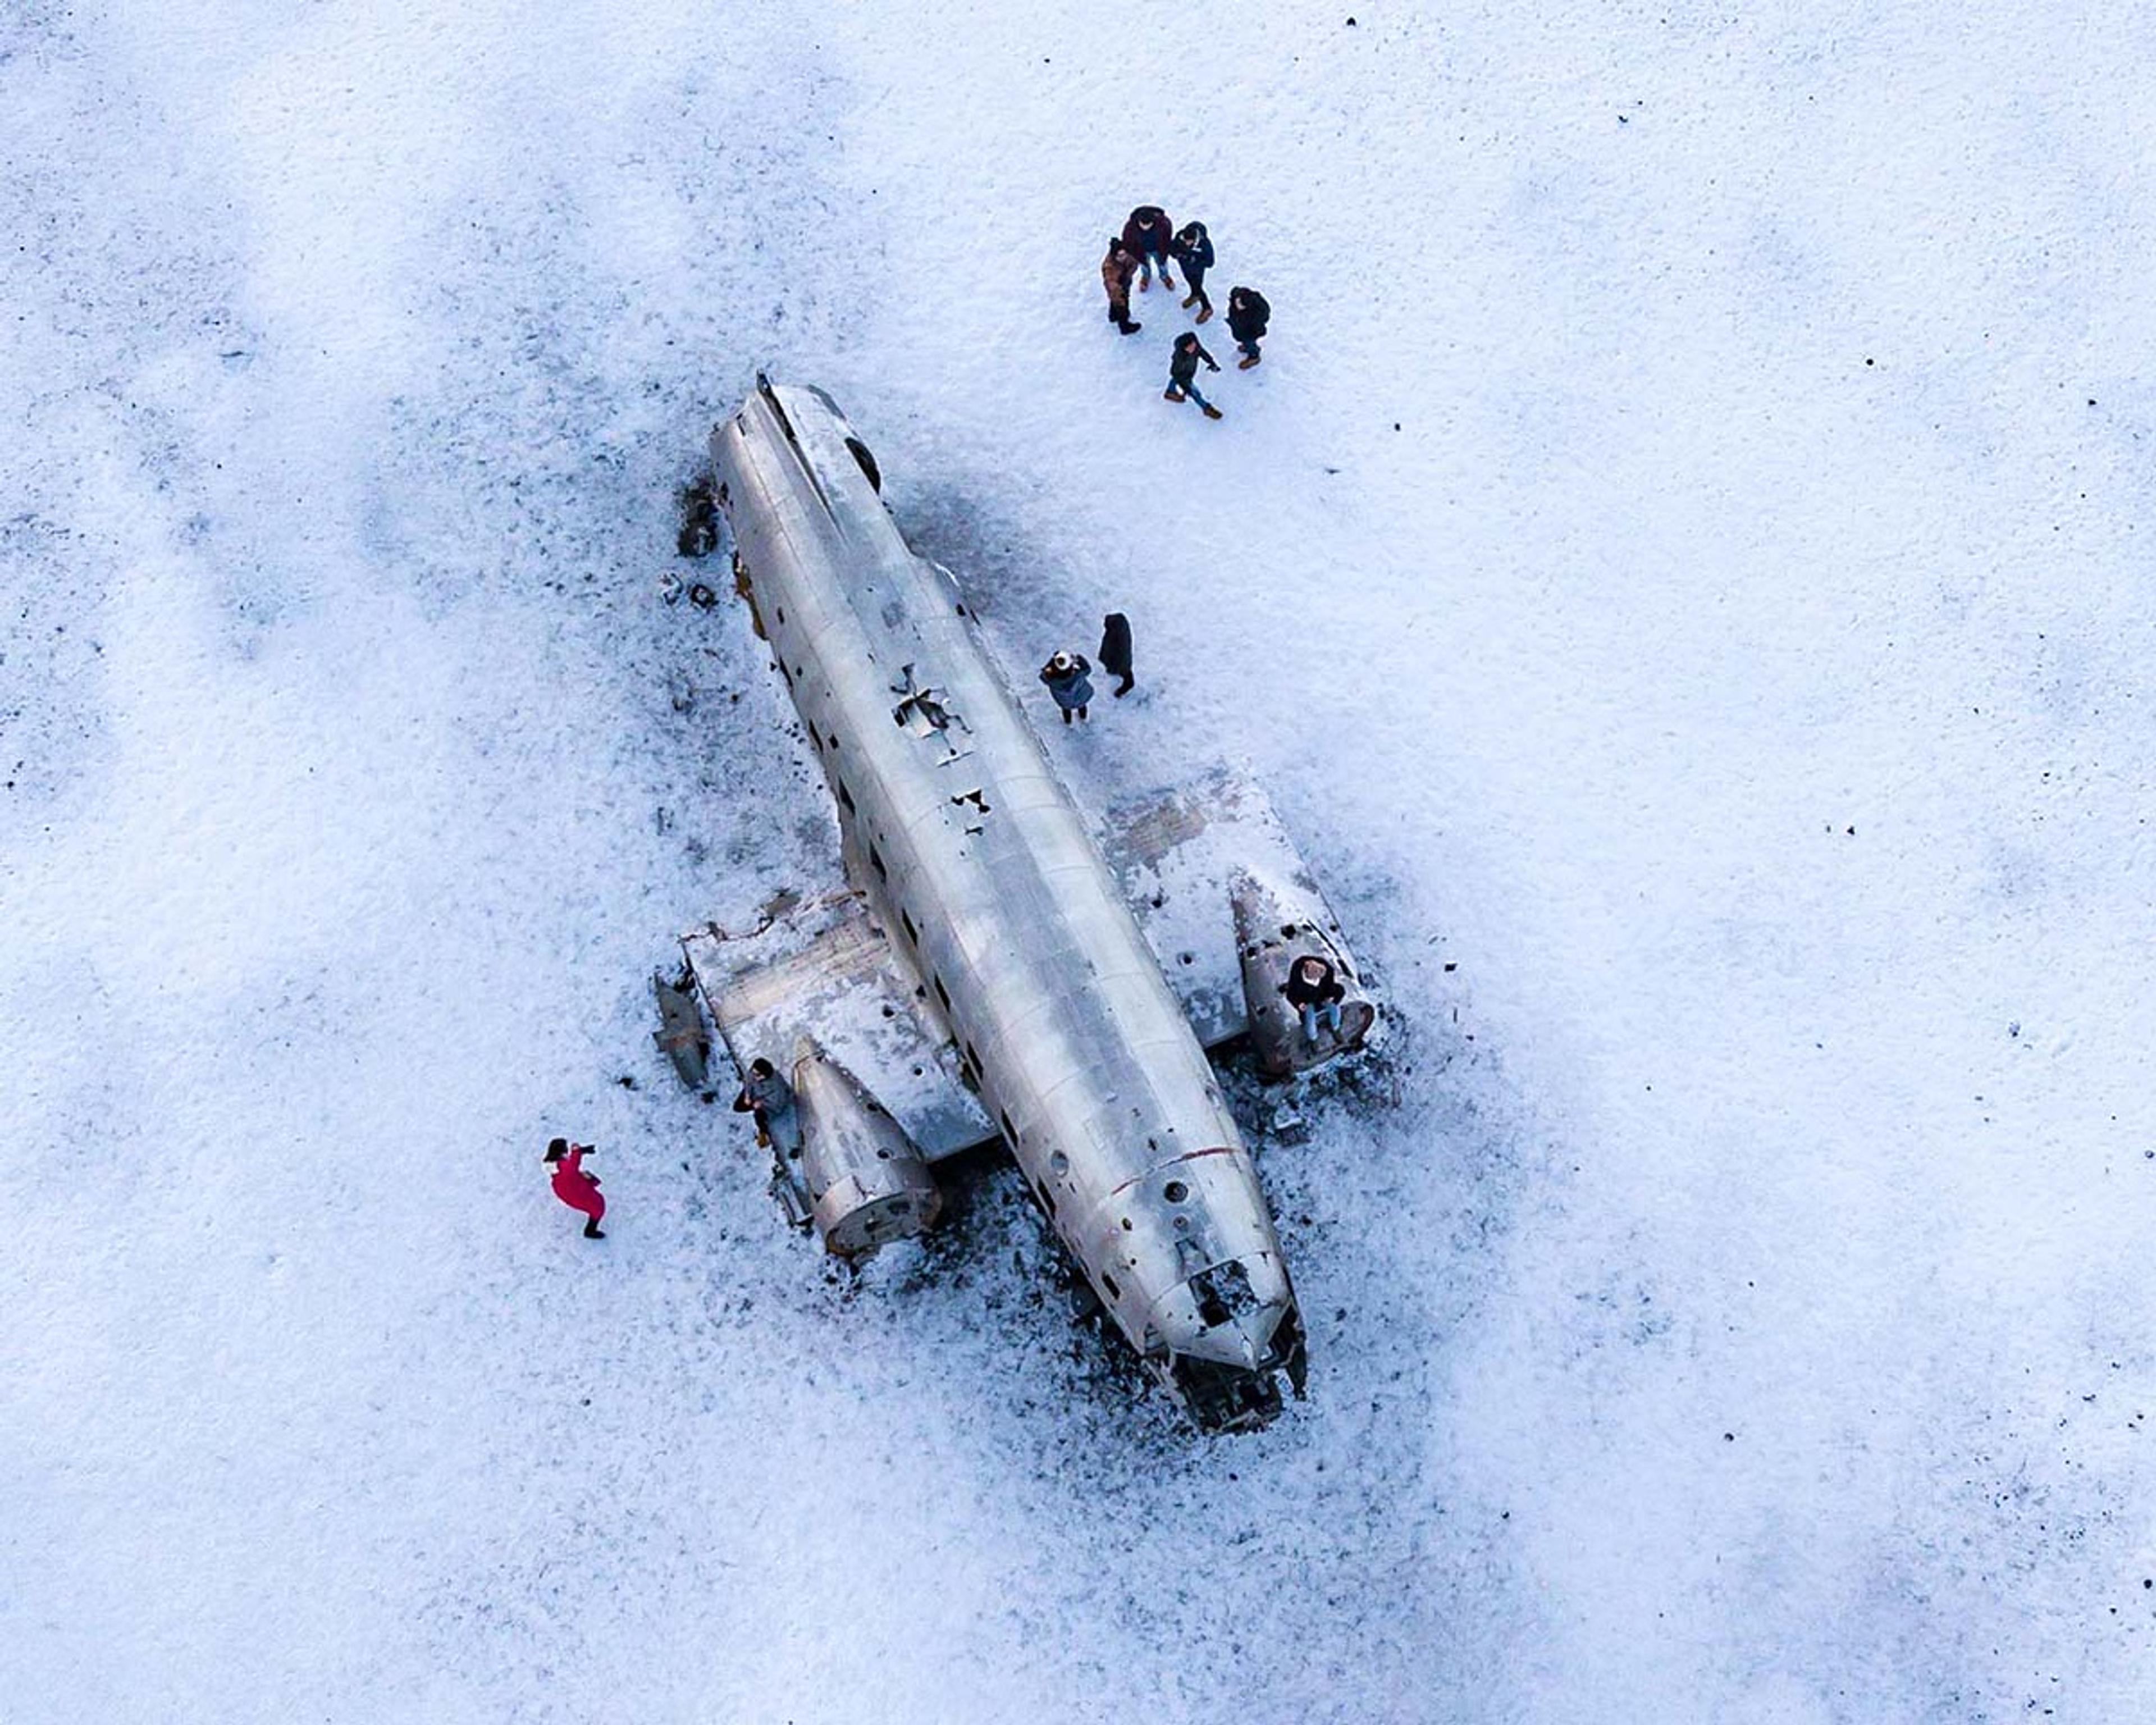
[711, 385, 1290, 1366]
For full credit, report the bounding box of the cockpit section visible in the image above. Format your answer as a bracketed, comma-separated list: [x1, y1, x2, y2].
[1162, 1300, 1307, 1433]
[1127, 1234, 1305, 1431]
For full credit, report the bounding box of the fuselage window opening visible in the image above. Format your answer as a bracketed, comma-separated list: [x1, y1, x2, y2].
[1100, 1272, 1121, 1300]
[900, 909, 917, 945]
[774, 605, 785, 625]
[870, 843, 887, 879]
[933, 975, 951, 1011]
[838, 782, 855, 814]
[845, 437, 882, 493]
[963, 1042, 981, 1075]
[825, 732, 838, 751]
[999, 1109, 1018, 1143]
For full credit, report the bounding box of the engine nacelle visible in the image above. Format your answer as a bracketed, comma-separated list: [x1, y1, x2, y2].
[792, 1046, 942, 1259]
[1233, 868, 1377, 1078]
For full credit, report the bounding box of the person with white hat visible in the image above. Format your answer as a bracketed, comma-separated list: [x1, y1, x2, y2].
[1037, 649, 1095, 725]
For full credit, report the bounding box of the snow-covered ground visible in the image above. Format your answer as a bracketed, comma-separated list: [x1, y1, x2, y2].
[7, 3, 2154, 1719]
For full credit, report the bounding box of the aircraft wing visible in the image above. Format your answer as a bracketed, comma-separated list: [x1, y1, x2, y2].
[682, 892, 995, 1163]
[1095, 761, 1358, 1053]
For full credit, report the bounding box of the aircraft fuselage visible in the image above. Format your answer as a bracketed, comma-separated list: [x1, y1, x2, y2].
[710, 380, 1304, 1426]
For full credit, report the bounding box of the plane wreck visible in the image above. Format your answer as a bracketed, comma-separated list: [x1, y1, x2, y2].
[676, 377, 1376, 1431]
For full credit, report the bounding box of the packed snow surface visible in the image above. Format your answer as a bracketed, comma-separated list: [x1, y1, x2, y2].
[6, 3, 2155, 1721]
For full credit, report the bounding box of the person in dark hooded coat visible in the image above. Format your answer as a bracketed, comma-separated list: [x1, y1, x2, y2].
[1171, 220, 1216, 322]
[1121, 205, 1175, 291]
[1227, 286, 1272, 368]
[1100, 236, 1141, 335]
[1098, 613, 1134, 698]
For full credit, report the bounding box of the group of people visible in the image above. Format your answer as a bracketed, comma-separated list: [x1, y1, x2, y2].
[1101, 204, 1272, 423]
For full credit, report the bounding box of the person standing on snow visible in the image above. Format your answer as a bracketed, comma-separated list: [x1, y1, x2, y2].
[1121, 205, 1176, 292]
[545, 1138, 606, 1240]
[1098, 612, 1135, 699]
[732, 1057, 794, 1151]
[1227, 286, 1271, 368]
[1171, 220, 1215, 322]
[1039, 650, 1094, 724]
[1100, 236, 1141, 335]
[1164, 331, 1225, 419]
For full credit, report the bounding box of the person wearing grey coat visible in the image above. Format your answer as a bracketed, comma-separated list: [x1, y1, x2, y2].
[733, 1057, 794, 1148]
[1039, 650, 1094, 723]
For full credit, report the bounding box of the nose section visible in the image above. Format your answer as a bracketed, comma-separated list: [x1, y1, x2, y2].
[1180, 1270, 1286, 1367]
[1155, 1255, 1307, 1432]
[1162, 1252, 1299, 1374]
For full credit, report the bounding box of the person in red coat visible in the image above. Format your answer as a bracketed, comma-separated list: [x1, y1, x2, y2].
[545, 1137, 606, 1239]
[1120, 204, 1175, 292]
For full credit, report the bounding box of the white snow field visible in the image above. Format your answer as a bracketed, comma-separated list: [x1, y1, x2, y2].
[6, 2, 2155, 1719]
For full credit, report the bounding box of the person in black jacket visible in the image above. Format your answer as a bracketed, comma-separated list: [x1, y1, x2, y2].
[1281, 954, 1346, 1042]
[1098, 613, 1134, 698]
[1171, 220, 1216, 322]
[1164, 331, 1225, 420]
[1227, 286, 1271, 368]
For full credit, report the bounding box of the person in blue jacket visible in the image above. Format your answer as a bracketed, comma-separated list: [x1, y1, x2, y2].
[1039, 650, 1094, 724]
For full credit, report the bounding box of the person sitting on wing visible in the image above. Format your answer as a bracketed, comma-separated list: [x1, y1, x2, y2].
[733, 1057, 794, 1149]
